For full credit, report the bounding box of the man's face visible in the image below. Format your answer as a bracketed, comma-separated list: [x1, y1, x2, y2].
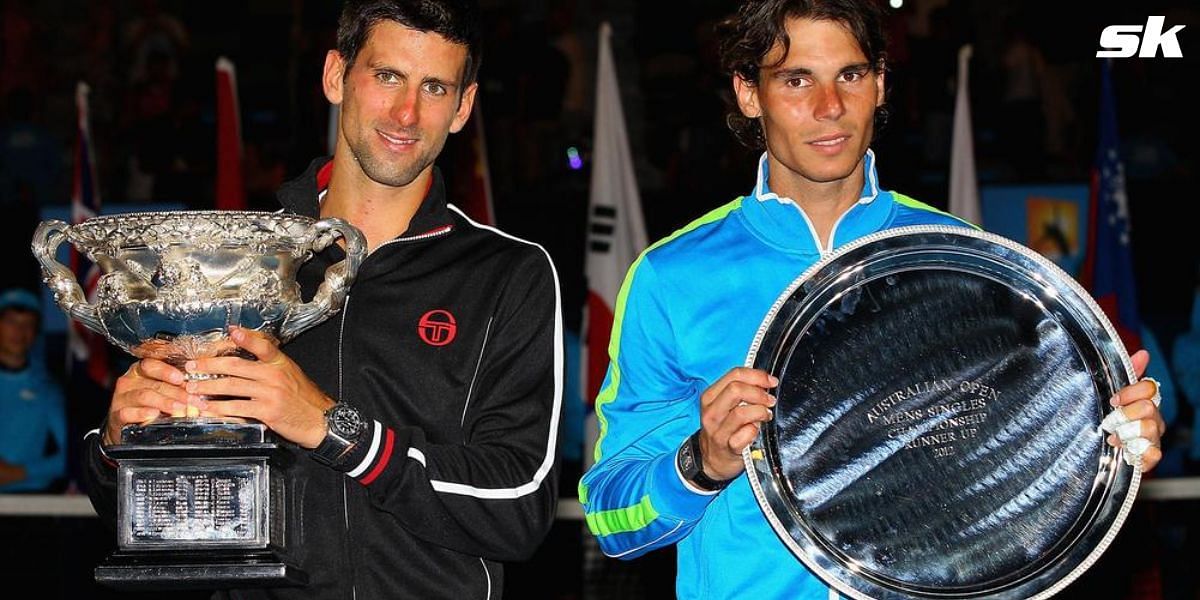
[735, 17, 884, 186]
[0, 310, 37, 364]
[324, 21, 478, 188]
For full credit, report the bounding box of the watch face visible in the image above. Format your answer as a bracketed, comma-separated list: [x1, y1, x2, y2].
[328, 404, 366, 438]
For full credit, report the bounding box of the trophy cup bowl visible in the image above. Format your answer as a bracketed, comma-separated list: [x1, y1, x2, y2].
[33, 210, 366, 590]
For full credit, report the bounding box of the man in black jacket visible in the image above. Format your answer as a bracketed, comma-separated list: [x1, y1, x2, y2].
[83, 1, 563, 597]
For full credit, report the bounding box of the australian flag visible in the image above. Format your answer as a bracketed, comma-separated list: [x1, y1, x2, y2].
[1081, 61, 1141, 352]
[69, 82, 111, 387]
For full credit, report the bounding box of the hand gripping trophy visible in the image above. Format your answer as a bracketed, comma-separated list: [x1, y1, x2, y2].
[33, 210, 365, 589]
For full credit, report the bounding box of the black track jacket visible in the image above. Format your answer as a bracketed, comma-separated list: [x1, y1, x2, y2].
[84, 159, 564, 599]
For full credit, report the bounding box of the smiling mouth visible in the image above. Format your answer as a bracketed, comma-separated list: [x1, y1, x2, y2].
[810, 135, 849, 146]
[378, 130, 418, 146]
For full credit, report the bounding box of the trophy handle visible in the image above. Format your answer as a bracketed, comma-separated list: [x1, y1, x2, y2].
[31, 219, 106, 336]
[279, 217, 367, 342]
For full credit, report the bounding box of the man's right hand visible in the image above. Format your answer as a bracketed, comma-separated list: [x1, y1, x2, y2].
[697, 367, 778, 481]
[103, 359, 190, 447]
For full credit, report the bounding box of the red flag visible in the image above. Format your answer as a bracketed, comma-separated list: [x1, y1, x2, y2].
[215, 57, 245, 210]
[69, 82, 111, 387]
[448, 100, 496, 225]
[582, 23, 648, 467]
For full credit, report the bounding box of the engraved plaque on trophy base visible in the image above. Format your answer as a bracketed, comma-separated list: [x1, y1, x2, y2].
[94, 420, 307, 590]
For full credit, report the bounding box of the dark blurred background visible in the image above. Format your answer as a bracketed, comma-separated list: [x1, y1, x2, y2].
[1, 0, 1198, 598]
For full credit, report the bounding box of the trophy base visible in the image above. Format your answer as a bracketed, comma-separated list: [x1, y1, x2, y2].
[95, 551, 307, 590]
[103, 422, 301, 591]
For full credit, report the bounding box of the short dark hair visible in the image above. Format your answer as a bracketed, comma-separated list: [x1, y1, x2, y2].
[0, 305, 39, 328]
[717, 0, 890, 150]
[336, 0, 482, 87]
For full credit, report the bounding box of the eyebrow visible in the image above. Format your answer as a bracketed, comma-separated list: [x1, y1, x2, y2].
[771, 63, 872, 79]
[367, 61, 460, 91]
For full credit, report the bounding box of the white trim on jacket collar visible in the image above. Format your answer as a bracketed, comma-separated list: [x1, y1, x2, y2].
[751, 149, 880, 206]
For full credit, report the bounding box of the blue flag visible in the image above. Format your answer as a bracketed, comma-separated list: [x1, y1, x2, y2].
[1081, 61, 1141, 352]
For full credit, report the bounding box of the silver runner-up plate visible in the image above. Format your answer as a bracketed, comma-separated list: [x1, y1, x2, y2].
[743, 226, 1139, 600]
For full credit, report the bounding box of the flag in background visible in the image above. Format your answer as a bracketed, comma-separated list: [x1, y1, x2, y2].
[582, 22, 648, 468]
[215, 57, 246, 210]
[69, 81, 111, 387]
[327, 103, 339, 156]
[1081, 60, 1142, 352]
[949, 44, 980, 225]
[448, 100, 496, 225]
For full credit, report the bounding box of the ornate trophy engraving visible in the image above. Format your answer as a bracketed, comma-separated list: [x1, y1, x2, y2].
[744, 226, 1137, 600]
[33, 211, 366, 590]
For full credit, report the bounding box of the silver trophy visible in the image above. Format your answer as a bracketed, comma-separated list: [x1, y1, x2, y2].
[33, 210, 366, 590]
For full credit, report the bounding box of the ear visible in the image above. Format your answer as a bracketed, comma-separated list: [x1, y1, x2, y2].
[449, 82, 478, 134]
[874, 64, 886, 108]
[322, 50, 346, 105]
[733, 74, 761, 119]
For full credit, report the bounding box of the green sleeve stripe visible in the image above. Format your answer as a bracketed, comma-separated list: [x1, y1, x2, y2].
[591, 197, 745, 464]
[892, 192, 981, 229]
[584, 495, 660, 537]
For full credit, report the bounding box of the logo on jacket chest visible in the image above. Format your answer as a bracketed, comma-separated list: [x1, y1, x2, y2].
[417, 309, 458, 346]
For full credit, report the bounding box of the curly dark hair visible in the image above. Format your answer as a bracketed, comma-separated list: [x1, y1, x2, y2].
[716, 0, 890, 150]
[337, 0, 482, 87]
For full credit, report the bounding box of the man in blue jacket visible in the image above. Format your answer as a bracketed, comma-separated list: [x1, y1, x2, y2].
[0, 288, 66, 493]
[579, 1, 1166, 598]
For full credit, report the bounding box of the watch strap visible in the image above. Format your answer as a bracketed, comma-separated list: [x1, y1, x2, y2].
[678, 430, 733, 492]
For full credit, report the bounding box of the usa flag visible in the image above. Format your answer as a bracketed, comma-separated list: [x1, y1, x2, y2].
[69, 82, 111, 387]
[1081, 61, 1142, 352]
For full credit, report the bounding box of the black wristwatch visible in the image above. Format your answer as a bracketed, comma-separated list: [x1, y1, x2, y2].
[311, 403, 367, 467]
[676, 430, 733, 492]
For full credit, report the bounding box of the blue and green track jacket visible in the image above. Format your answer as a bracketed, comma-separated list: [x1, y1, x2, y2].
[580, 151, 973, 599]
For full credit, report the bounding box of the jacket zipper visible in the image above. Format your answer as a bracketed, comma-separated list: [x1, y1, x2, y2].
[335, 223, 450, 600]
[337, 296, 356, 600]
[823, 208, 857, 257]
[372, 225, 453, 253]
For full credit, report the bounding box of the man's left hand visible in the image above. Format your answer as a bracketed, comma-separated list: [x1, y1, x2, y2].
[1103, 349, 1166, 471]
[184, 326, 335, 449]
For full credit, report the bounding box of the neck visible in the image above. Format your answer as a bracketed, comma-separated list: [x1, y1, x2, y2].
[767, 157, 866, 249]
[320, 153, 432, 253]
[0, 352, 28, 371]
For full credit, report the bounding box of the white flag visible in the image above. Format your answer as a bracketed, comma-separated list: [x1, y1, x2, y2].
[582, 22, 648, 468]
[949, 44, 980, 225]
